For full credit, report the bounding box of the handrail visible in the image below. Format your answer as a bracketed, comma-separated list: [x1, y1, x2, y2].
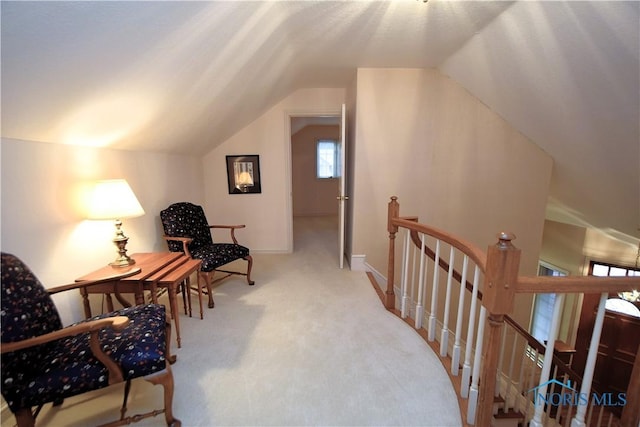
[517, 275, 640, 294]
[403, 219, 612, 400]
[408, 230, 481, 296]
[392, 217, 487, 270]
[384, 196, 640, 427]
[402, 223, 606, 396]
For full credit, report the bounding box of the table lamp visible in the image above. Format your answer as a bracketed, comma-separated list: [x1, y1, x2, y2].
[86, 179, 145, 267]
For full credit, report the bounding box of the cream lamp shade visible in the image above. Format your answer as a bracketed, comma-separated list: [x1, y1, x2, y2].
[87, 179, 145, 220]
[87, 179, 145, 267]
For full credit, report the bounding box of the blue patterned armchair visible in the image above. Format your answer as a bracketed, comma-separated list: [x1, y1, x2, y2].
[0, 253, 180, 427]
[160, 202, 254, 312]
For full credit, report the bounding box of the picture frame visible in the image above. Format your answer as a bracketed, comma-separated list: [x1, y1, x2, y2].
[226, 155, 262, 194]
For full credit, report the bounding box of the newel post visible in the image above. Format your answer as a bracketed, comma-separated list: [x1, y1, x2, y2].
[385, 196, 400, 309]
[475, 232, 520, 426]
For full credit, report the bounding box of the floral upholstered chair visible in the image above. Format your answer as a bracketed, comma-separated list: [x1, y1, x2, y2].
[160, 202, 254, 313]
[0, 253, 180, 427]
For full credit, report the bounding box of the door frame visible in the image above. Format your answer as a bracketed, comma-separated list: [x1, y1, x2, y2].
[284, 109, 342, 254]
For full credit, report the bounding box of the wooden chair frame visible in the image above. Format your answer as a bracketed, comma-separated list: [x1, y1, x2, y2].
[164, 223, 254, 312]
[1, 273, 181, 427]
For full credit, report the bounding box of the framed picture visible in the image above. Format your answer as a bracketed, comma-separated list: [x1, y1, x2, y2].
[226, 155, 262, 194]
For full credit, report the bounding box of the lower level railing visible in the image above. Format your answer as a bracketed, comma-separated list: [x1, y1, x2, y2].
[498, 315, 625, 427]
[377, 196, 640, 427]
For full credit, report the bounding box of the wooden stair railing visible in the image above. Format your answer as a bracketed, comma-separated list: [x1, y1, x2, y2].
[380, 196, 640, 427]
[500, 316, 625, 426]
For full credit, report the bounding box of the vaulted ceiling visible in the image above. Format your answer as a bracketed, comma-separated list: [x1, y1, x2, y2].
[2, 1, 638, 247]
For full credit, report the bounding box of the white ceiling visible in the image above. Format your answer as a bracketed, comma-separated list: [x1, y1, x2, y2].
[2, 1, 638, 245]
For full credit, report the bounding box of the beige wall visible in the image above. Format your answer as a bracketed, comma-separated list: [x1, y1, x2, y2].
[540, 220, 588, 275]
[0, 137, 203, 324]
[351, 68, 554, 326]
[202, 88, 346, 253]
[291, 125, 339, 217]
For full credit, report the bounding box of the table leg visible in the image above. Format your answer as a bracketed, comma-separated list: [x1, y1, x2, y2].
[106, 294, 115, 312]
[81, 288, 92, 318]
[168, 284, 181, 348]
[182, 278, 191, 317]
[148, 282, 159, 304]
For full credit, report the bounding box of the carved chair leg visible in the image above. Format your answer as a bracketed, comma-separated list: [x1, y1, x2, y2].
[14, 408, 36, 427]
[195, 273, 204, 319]
[164, 313, 177, 365]
[202, 271, 215, 309]
[120, 379, 132, 421]
[244, 255, 255, 286]
[145, 366, 181, 427]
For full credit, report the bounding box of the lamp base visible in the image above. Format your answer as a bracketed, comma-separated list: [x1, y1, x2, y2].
[110, 255, 136, 268]
[110, 219, 136, 267]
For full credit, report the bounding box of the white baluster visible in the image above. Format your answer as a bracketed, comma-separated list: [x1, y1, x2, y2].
[461, 265, 480, 398]
[496, 325, 508, 404]
[415, 233, 426, 329]
[400, 229, 410, 318]
[504, 332, 519, 414]
[530, 293, 565, 427]
[571, 293, 608, 427]
[554, 386, 565, 424]
[451, 255, 469, 376]
[428, 239, 440, 341]
[565, 389, 575, 425]
[440, 246, 455, 357]
[467, 305, 487, 425]
[515, 341, 529, 417]
[410, 239, 417, 317]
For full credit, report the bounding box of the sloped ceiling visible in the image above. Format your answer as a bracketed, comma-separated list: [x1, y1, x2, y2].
[2, 1, 639, 245]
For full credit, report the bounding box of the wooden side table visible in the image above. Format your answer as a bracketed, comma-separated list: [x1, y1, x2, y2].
[146, 257, 202, 348]
[75, 252, 201, 349]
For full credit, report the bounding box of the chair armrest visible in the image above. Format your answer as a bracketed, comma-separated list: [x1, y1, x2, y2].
[1, 316, 130, 354]
[163, 235, 193, 258]
[208, 224, 246, 245]
[1, 316, 131, 383]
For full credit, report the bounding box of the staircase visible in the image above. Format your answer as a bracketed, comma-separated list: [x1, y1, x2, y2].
[369, 196, 640, 427]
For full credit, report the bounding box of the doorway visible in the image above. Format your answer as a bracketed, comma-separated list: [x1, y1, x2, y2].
[288, 114, 343, 265]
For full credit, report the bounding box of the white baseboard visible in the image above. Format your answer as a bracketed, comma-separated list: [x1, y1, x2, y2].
[364, 261, 387, 286]
[349, 254, 367, 271]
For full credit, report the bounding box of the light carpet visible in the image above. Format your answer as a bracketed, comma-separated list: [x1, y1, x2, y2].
[3, 216, 461, 427]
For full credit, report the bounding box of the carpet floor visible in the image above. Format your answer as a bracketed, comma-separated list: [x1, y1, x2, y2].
[2, 216, 462, 427]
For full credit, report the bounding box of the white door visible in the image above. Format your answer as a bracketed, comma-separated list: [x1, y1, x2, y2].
[338, 104, 347, 268]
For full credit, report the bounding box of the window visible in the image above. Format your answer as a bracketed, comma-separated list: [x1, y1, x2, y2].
[530, 262, 568, 343]
[316, 140, 340, 179]
[589, 260, 640, 307]
[589, 261, 640, 277]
